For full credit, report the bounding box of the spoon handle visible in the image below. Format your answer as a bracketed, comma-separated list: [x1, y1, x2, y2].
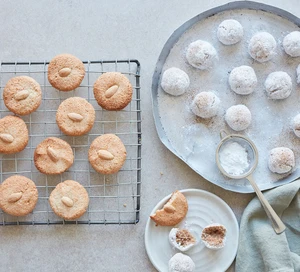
[246, 175, 286, 234]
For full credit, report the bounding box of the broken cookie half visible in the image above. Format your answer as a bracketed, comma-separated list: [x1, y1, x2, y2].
[150, 190, 188, 226]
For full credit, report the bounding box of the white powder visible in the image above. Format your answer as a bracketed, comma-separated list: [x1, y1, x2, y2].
[219, 142, 249, 176]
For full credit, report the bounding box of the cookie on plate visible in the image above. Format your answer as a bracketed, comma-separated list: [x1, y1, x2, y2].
[88, 134, 127, 174]
[93, 72, 133, 110]
[0, 175, 38, 216]
[48, 54, 85, 91]
[49, 180, 89, 220]
[3, 76, 42, 115]
[150, 190, 188, 226]
[0, 115, 28, 154]
[34, 137, 74, 175]
[56, 97, 95, 136]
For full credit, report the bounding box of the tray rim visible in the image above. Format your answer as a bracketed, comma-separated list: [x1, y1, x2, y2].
[151, 1, 300, 193]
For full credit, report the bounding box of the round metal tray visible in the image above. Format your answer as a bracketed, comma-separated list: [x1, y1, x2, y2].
[151, 1, 300, 193]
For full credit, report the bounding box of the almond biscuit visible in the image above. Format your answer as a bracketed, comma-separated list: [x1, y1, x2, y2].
[0, 115, 28, 154]
[0, 175, 38, 216]
[150, 190, 188, 226]
[49, 180, 89, 220]
[56, 97, 95, 136]
[34, 137, 74, 175]
[3, 76, 42, 115]
[48, 54, 85, 91]
[88, 134, 126, 174]
[93, 72, 133, 110]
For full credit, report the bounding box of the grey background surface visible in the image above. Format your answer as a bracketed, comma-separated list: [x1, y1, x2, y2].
[0, 0, 299, 271]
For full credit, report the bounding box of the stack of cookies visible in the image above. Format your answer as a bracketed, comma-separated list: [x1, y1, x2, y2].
[0, 53, 133, 220]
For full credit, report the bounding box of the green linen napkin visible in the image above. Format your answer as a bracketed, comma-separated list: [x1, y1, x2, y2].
[236, 179, 300, 272]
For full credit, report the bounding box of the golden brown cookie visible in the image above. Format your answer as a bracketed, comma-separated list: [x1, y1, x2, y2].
[93, 72, 133, 110]
[0, 175, 38, 216]
[150, 190, 188, 226]
[0, 115, 28, 154]
[34, 137, 74, 175]
[88, 134, 127, 174]
[49, 180, 89, 220]
[56, 97, 95, 136]
[3, 76, 42, 115]
[48, 54, 85, 91]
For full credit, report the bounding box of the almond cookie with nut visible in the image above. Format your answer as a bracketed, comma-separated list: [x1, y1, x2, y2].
[88, 134, 127, 174]
[49, 180, 89, 220]
[150, 190, 188, 226]
[34, 137, 74, 175]
[93, 72, 133, 110]
[3, 76, 42, 115]
[48, 54, 85, 91]
[0, 175, 38, 216]
[0, 115, 28, 154]
[56, 97, 95, 136]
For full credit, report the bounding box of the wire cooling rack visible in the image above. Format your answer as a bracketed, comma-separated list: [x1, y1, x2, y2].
[0, 59, 141, 225]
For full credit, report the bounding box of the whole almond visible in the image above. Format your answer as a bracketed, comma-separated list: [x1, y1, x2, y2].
[67, 112, 84, 122]
[61, 196, 74, 207]
[0, 133, 14, 143]
[47, 146, 59, 162]
[8, 192, 22, 203]
[58, 67, 72, 77]
[14, 89, 29, 101]
[97, 150, 114, 160]
[164, 203, 176, 213]
[105, 85, 119, 98]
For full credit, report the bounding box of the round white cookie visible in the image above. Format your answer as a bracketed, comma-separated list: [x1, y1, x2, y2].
[264, 71, 292, 100]
[283, 31, 300, 57]
[191, 91, 220, 118]
[161, 67, 190, 96]
[186, 40, 218, 70]
[229, 65, 257, 95]
[225, 104, 251, 131]
[292, 113, 300, 138]
[268, 147, 295, 174]
[248, 32, 277, 62]
[217, 19, 243, 45]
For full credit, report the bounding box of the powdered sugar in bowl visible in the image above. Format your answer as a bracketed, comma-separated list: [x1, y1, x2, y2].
[215, 130, 285, 234]
[216, 130, 257, 179]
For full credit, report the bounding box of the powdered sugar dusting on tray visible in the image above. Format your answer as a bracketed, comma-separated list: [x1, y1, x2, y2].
[157, 8, 300, 190]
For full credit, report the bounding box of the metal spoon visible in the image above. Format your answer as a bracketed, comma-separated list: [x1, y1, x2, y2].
[216, 130, 286, 234]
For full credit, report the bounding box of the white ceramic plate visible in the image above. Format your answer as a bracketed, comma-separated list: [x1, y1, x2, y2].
[145, 189, 239, 272]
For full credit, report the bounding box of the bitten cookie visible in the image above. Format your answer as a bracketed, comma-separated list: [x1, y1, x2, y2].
[34, 137, 74, 175]
[0, 115, 28, 154]
[150, 190, 188, 226]
[3, 76, 42, 115]
[49, 180, 89, 220]
[56, 97, 95, 136]
[93, 72, 133, 110]
[48, 54, 85, 91]
[88, 134, 127, 174]
[0, 175, 38, 216]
